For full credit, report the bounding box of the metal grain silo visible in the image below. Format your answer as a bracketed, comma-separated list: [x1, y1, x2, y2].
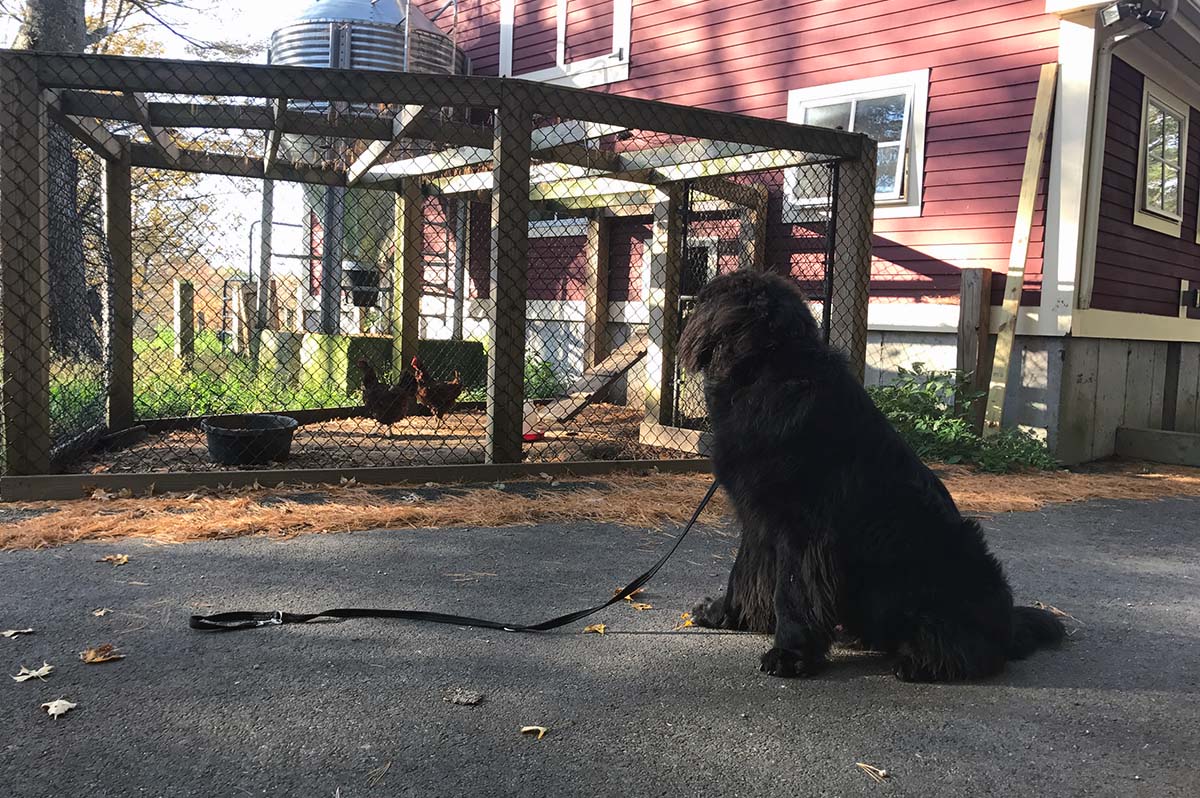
[264, 0, 467, 335]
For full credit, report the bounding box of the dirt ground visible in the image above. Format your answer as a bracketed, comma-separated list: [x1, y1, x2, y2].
[4, 459, 1200, 551]
[71, 403, 689, 474]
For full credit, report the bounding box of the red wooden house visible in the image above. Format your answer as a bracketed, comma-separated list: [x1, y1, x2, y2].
[424, 0, 1200, 463]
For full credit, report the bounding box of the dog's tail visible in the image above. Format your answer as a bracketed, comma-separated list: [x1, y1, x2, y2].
[1008, 605, 1066, 660]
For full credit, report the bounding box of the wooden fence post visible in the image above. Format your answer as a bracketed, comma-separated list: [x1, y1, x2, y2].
[583, 216, 611, 370]
[487, 89, 532, 464]
[0, 55, 51, 475]
[392, 178, 424, 376]
[957, 268, 992, 432]
[173, 279, 195, 369]
[828, 142, 877, 383]
[644, 183, 686, 424]
[105, 140, 136, 430]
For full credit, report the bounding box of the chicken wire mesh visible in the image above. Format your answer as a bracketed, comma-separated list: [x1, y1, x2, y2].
[0, 53, 874, 481]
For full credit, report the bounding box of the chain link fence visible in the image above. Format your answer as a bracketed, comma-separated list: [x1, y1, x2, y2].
[0, 53, 875, 485]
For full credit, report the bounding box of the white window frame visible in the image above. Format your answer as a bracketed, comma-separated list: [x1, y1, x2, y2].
[1134, 79, 1190, 237]
[500, 0, 632, 88]
[783, 69, 929, 221]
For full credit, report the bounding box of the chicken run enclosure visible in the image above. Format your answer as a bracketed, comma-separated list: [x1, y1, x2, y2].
[0, 53, 876, 495]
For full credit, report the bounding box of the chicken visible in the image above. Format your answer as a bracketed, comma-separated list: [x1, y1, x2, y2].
[357, 359, 417, 436]
[411, 356, 464, 429]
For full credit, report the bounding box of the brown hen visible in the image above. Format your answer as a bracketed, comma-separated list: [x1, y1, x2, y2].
[411, 357, 463, 429]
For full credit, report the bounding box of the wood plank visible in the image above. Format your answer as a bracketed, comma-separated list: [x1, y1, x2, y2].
[346, 105, 430, 188]
[0, 56, 52, 476]
[984, 62, 1058, 436]
[644, 184, 686, 425]
[392, 179, 424, 377]
[583, 216, 611, 370]
[263, 98, 285, 174]
[957, 268, 991, 432]
[1056, 338, 1100, 464]
[129, 142, 344, 186]
[105, 145, 136, 430]
[1093, 340, 1131, 459]
[1176, 343, 1200, 435]
[0, 458, 713, 503]
[487, 93, 533, 464]
[1122, 340, 1157, 430]
[173, 279, 196, 370]
[524, 334, 648, 433]
[45, 90, 122, 160]
[123, 91, 179, 162]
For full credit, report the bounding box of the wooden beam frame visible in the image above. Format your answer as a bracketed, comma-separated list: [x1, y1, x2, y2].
[584, 216, 611, 370]
[346, 105, 431, 188]
[129, 141, 344, 186]
[105, 143, 136, 429]
[0, 56, 52, 476]
[392, 179, 424, 377]
[487, 90, 534, 465]
[45, 90, 122, 160]
[644, 184, 686, 426]
[263, 98, 285, 174]
[123, 91, 179, 162]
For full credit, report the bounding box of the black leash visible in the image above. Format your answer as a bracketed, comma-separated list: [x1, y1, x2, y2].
[189, 479, 720, 633]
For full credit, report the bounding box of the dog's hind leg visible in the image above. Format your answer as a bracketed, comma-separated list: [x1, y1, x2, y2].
[760, 539, 834, 678]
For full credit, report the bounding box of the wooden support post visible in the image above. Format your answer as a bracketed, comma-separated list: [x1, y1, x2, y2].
[828, 146, 877, 383]
[0, 56, 52, 475]
[391, 178, 424, 377]
[267, 279, 281, 330]
[257, 178, 274, 331]
[487, 93, 533, 464]
[741, 185, 769, 272]
[957, 268, 992, 432]
[644, 183, 686, 425]
[984, 63, 1058, 436]
[105, 143, 136, 430]
[583, 216, 611, 370]
[173, 279, 195, 370]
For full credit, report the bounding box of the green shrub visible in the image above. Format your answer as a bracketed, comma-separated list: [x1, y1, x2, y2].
[868, 363, 1057, 473]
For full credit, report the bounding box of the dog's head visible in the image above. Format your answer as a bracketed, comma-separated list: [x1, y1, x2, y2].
[678, 271, 821, 378]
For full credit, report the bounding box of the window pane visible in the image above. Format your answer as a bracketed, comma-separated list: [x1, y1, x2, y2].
[1163, 110, 1181, 165]
[1146, 159, 1164, 210]
[875, 144, 901, 196]
[1147, 104, 1165, 159]
[854, 94, 907, 143]
[1163, 164, 1180, 215]
[804, 102, 852, 130]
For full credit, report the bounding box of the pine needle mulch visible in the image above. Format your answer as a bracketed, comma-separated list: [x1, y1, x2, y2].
[2, 461, 1200, 551]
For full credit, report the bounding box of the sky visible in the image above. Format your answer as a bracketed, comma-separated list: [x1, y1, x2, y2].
[1, 1, 285, 57]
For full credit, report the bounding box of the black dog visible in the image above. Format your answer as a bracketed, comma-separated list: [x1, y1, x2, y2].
[679, 271, 1064, 681]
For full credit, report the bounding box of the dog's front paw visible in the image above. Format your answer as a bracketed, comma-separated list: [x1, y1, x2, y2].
[759, 647, 825, 678]
[691, 595, 727, 629]
[893, 657, 937, 683]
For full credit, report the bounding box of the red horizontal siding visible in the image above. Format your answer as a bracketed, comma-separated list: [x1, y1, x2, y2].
[417, 0, 501, 75]
[1092, 57, 1200, 317]
[444, 0, 1060, 306]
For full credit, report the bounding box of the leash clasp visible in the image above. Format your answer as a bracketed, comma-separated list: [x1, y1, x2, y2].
[256, 611, 284, 628]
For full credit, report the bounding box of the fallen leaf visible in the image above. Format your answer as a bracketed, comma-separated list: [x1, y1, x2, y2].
[117, 488, 132, 499]
[856, 763, 891, 784]
[92, 608, 112, 617]
[583, 623, 607, 635]
[673, 613, 696, 631]
[614, 586, 646, 599]
[2, 628, 35, 639]
[12, 663, 54, 682]
[339, 477, 357, 487]
[628, 602, 654, 611]
[520, 725, 548, 740]
[80, 644, 124, 664]
[91, 488, 114, 501]
[41, 698, 77, 720]
[98, 554, 129, 566]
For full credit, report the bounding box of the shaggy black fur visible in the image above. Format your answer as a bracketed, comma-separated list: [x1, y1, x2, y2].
[679, 271, 1065, 681]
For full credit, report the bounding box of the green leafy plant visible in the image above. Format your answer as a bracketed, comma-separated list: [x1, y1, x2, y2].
[868, 363, 1057, 473]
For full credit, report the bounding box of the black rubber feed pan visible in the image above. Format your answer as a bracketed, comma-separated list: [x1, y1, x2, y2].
[201, 414, 299, 466]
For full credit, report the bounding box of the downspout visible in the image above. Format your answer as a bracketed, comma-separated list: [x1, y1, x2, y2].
[1077, 0, 1179, 310]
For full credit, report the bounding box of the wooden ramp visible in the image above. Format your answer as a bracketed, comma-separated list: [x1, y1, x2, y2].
[523, 333, 649, 434]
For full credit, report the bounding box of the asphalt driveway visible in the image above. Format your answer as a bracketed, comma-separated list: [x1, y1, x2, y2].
[2, 497, 1198, 797]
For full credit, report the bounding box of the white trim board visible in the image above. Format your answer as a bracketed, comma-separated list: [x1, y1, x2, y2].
[1073, 307, 1200, 341]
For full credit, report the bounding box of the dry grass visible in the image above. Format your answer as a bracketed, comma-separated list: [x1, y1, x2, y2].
[3, 461, 1200, 551]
